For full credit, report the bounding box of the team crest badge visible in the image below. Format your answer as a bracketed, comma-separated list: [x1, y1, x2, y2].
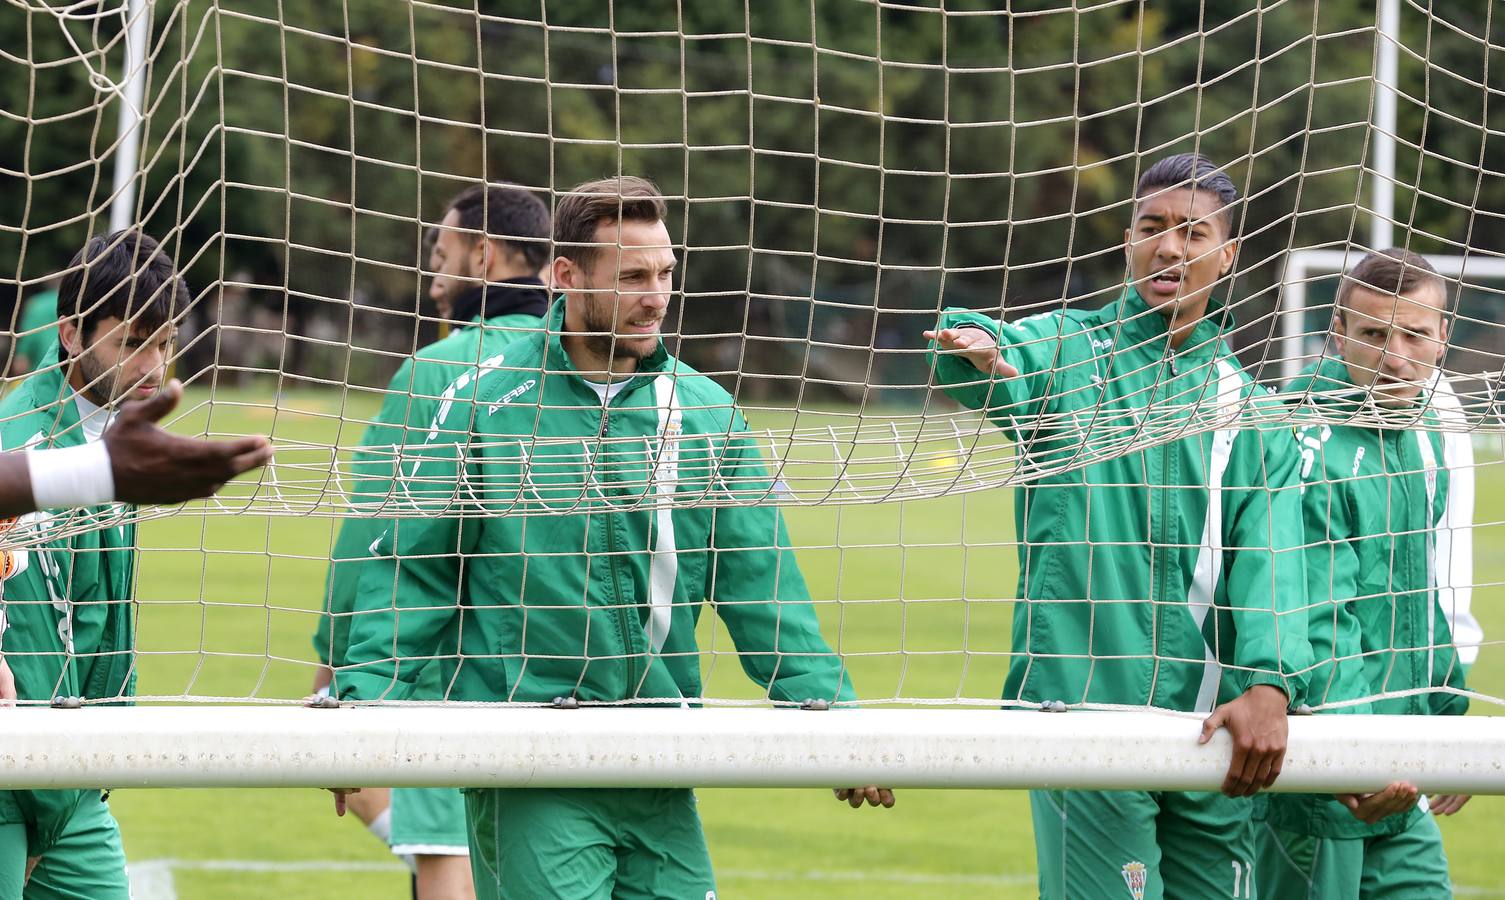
[0, 516, 25, 581]
[1121, 861, 1147, 900]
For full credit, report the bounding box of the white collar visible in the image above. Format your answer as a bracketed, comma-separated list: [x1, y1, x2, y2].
[72, 390, 113, 444]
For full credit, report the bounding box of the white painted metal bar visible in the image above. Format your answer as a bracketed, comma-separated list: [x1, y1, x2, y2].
[1371, 0, 1400, 252]
[1, 708, 1502, 794]
[108, 0, 152, 234]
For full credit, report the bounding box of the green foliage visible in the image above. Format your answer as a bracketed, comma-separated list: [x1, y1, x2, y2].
[1, 2, 1501, 391]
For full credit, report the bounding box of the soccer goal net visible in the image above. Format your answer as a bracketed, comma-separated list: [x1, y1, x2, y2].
[2, 0, 1504, 791]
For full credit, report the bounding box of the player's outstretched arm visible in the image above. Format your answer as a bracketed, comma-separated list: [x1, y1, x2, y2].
[0, 455, 36, 516]
[103, 379, 274, 504]
[923, 308, 1062, 435]
[922, 326, 1019, 378]
[0, 379, 273, 516]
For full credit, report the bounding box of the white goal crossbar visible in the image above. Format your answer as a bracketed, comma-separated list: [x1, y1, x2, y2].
[2, 708, 1502, 794]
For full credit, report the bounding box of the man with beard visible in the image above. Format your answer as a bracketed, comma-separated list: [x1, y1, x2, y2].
[0, 229, 273, 898]
[312, 183, 551, 899]
[337, 175, 891, 899]
[925, 154, 1313, 899]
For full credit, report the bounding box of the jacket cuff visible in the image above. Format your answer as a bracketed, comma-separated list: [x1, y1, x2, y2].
[1241, 671, 1303, 710]
[334, 668, 412, 703]
[765, 667, 858, 706]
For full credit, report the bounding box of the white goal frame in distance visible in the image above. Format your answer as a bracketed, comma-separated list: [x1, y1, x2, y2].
[1277, 249, 1505, 386]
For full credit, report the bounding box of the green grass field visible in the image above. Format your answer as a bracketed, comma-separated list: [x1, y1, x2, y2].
[103, 388, 1505, 898]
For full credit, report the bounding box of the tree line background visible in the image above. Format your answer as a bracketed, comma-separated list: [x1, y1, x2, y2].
[2, 0, 1502, 403]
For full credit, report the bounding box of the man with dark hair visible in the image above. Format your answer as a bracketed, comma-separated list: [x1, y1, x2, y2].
[312, 182, 551, 900]
[0, 229, 273, 898]
[428, 183, 552, 321]
[925, 153, 1313, 899]
[338, 175, 890, 900]
[1257, 248, 1468, 899]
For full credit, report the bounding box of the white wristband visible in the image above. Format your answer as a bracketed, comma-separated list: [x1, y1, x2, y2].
[27, 441, 116, 509]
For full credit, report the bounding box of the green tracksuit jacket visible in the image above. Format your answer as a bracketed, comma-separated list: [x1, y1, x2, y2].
[339, 302, 854, 706]
[1260, 357, 1467, 839]
[928, 288, 1313, 711]
[0, 349, 136, 855]
[313, 287, 546, 675]
[12, 289, 58, 374]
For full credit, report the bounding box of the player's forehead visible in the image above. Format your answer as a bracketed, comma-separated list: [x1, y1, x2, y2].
[1345, 283, 1446, 326]
[589, 219, 675, 270]
[1132, 186, 1226, 228]
[86, 315, 173, 345]
[434, 208, 471, 246]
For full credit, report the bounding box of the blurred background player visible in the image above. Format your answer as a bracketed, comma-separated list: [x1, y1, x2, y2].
[1257, 248, 1469, 899]
[0, 229, 271, 898]
[311, 182, 551, 900]
[925, 154, 1314, 900]
[9, 278, 59, 377]
[336, 175, 891, 900]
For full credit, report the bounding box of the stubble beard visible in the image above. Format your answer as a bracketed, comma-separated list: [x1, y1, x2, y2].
[72, 350, 122, 406]
[581, 297, 655, 366]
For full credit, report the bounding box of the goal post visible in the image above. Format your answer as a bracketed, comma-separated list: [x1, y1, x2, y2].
[5, 708, 1505, 794]
[2, 0, 1505, 803]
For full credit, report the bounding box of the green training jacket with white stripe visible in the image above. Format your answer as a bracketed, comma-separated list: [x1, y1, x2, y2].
[1286, 357, 1467, 717]
[928, 288, 1314, 712]
[1260, 357, 1469, 839]
[338, 301, 855, 707]
[0, 348, 137, 855]
[312, 290, 546, 675]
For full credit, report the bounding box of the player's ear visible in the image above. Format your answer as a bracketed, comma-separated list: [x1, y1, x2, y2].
[1218, 237, 1239, 277]
[1331, 309, 1348, 355]
[58, 318, 83, 356]
[552, 255, 576, 292]
[473, 237, 491, 281]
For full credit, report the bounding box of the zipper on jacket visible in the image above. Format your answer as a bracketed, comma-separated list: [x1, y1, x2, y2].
[597, 389, 640, 695]
[1400, 428, 1428, 715]
[1151, 437, 1174, 704]
[605, 509, 640, 693]
[1149, 348, 1177, 704]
